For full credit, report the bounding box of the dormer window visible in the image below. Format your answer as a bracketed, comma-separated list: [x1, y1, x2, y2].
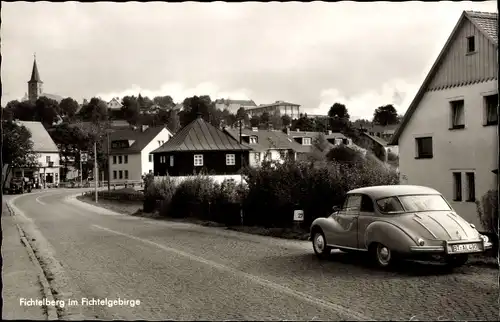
[250, 136, 258, 144]
[302, 137, 312, 145]
[466, 36, 475, 53]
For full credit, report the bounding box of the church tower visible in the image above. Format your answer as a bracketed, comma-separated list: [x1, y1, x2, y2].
[28, 54, 43, 103]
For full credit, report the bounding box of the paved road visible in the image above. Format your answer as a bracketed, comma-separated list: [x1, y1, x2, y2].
[10, 189, 499, 321]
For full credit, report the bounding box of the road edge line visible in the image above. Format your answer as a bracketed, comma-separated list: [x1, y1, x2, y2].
[6, 196, 85, 320]
[15, 223, 59, 320]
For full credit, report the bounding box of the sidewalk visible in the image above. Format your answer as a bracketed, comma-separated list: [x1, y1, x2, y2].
[2, 198, 47, 320]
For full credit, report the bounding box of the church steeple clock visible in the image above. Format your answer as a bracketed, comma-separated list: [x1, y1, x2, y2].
[28, 53, 43, 103]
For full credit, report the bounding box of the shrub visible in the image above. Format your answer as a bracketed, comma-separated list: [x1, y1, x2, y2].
[143, 175, 176, 213]
[167, 176, 217, 218]
[326, 145, 364, 164]
[476, 189, 498, 236]
[241, 158, 399, 228]
[387, 151, 398, 162]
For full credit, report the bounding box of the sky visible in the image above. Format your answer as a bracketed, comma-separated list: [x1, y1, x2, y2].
[2, 1, 497, 120]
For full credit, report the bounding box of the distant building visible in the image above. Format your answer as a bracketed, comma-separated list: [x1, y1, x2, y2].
[107, 97, 123, 110]
[214, 99, 258, 114]
[11, 121, 61, 188]
[246, 101, 301, 120]
[21, 55, 65, 104]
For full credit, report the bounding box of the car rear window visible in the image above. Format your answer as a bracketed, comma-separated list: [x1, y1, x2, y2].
[398, 195, 451, 212]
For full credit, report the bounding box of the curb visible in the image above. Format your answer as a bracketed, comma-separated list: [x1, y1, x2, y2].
[15, 223, 59, 320]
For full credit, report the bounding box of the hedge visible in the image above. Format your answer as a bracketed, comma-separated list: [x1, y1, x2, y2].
[90, 188, 144, 202]
[141, 157, 399, 228]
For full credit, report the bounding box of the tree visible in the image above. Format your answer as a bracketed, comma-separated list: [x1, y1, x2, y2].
[328, 103, 350, 132]
[138, 94, 154, 111]
[270, 113, 283, 130]
[373, 104, 399, 126]
[291, 115, 316, 132]
[34, 97, 60, 127]
[121, 95, 141, 125]
[2, 120, 38, 168]
[326, 145, 364, 164]
[7, 100, 36, 121]
[308, 133, 331, 162]
[221, 109, 236, 127]
[59, 97, 79, 122]
[157, 109, 170, 125]
[259, 112, 270, 128]
[182, 95, 220, 126]
[281, 115, 292, 128]
[153, 95, 175, 109]
[82, 97, 109, 125]
[250, 116, 260, 128]
[2, 107, 14, 121]
[167, 109, 181, 133]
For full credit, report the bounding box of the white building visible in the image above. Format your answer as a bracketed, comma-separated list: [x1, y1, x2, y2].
[246, 101, 301, 120]
[107, 97, 123, 110]
[390, 11, 498, 231]
[107, 125, 173, 183]
[13, 121, 61, 187]
[214, 99, 257, 114]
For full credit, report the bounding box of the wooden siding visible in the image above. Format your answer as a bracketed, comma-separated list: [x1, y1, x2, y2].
[428, 19, 498, 91]
[154, 151, 249, 177]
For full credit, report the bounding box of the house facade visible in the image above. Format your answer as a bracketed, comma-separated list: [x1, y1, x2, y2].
[390, 11, 498, 231]
[214, 99, 257, 114]
[246, 101, 301, 120]
[12, 121, 61, 188]
[152, 115, 251, 177]
[108, 125, 172, 183]
[107, 97, 123, 110]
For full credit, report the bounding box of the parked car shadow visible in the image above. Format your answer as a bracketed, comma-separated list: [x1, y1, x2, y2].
[265, 250, 461, 278]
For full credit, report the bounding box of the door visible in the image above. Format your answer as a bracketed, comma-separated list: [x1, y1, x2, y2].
[328, 194, 361, 248]
[357, 194, 377, 250]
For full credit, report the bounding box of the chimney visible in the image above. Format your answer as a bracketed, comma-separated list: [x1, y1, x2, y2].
[141, 125, 148, 132]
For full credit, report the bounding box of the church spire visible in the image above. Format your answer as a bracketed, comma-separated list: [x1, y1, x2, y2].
[29, 53, 42, 83]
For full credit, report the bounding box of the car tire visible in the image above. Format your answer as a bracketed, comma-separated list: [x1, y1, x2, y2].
[370, 243, 394, 268]
[312, 230, 331, 259]
[445, 254, 468, 268]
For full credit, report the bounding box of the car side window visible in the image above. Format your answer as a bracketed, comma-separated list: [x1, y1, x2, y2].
[376, 197, 405, 213]
[360, 195, 374, 212]
[344, 195, 361, 212]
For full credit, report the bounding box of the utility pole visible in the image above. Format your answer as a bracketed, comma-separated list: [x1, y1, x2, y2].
[107, 132, 111, 192]
[79, 150, 83, 188]
[94, 141, 98, 203]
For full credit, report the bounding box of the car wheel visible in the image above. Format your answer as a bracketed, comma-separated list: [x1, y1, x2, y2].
[312, 230, 331, 259]
[445, 254, 468, 268]
[370, 243, 393, 268]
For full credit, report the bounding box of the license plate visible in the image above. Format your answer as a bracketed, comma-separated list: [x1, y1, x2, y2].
[450, 243, 481, 253]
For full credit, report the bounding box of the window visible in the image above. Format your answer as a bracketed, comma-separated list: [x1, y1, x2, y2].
[376, 197, 405, 214]
[302, 137, 312, 145]
[398, 195, 452, 212]
[250, 136, 258, 144]
[226, 154, 236, 165]
[113, 156, 117, 164]
[125, 170, 129, 180]
[118, 156, 123, 164]
[254, 152, 261, 163]
[484, 94, 498, 126]
[119, 170, 123, 180]
[149, 154, 153, 162]
[113, 171, 117, 180]
[194, 154, 203, 166]
[453, 172, 462, 201]
[360, 195, 374, 212]
[466, 36, 475, 53]
[415, 137, 433, 159]
[124, 155, 128, 164]
[46, 156, 51, 163]
[169, 155, 174, 167]
[158, 140, 162, 146]
[466, 172, 475, 202]
[342, 195, 361, 212]
[450, 100, 465, 129]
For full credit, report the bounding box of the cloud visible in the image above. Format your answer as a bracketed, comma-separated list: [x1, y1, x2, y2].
[95, 82, 253, 103]
[314, 78, 420, 121]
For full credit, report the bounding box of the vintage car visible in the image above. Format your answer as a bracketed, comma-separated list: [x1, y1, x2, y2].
[310, 185, 493, 268]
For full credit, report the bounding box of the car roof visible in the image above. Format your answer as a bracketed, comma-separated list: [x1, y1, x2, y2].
[348, 185, 441, 200]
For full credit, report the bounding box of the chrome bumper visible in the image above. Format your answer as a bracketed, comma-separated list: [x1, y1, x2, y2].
[410, 240, 492, 253]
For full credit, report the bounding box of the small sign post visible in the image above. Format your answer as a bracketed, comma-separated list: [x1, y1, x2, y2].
[293, 209, 304, 229]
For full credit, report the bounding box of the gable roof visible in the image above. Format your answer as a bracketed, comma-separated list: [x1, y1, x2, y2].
[362, 132, 388, 147]
[152, 116, 250, 153]
[107, 126, 167, 154]
[224, 128, 312, 153]
[215, 99, 257, 107]
[17, 121, 59, 153]
[287, 130, 347, 140]
[248, 101, 301, 110]
[390, 10, 498, 145]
